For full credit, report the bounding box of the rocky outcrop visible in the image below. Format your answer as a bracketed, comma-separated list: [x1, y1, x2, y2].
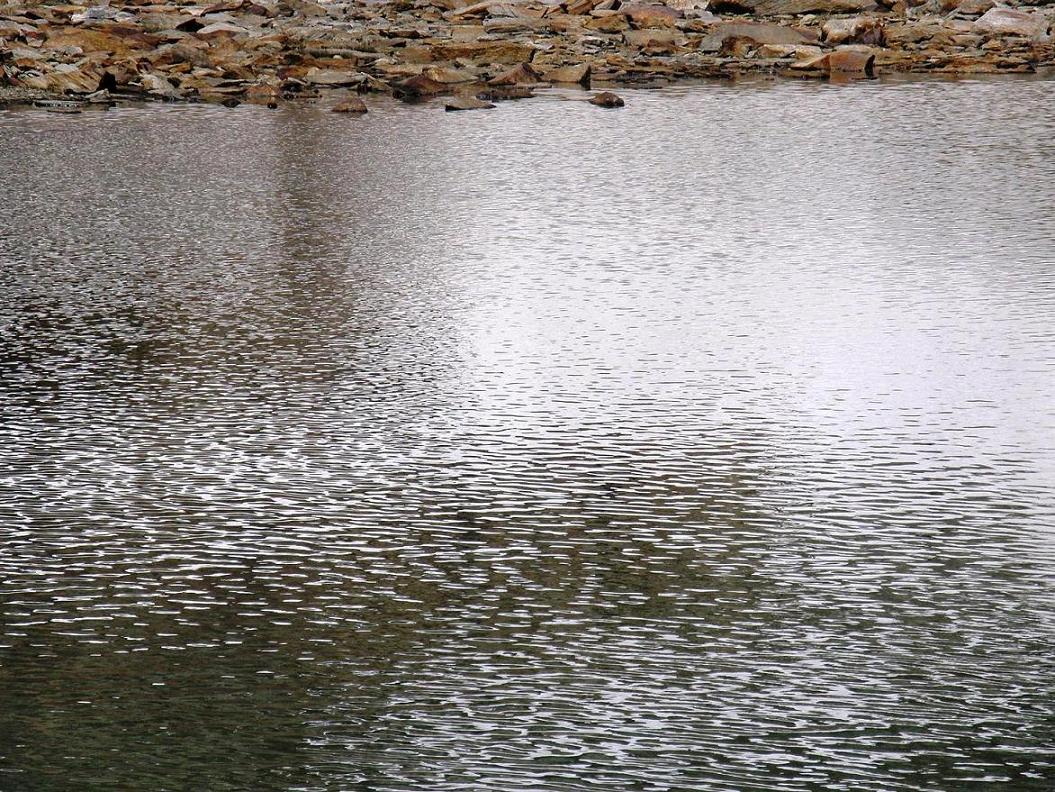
[1, 0, 1052, 109]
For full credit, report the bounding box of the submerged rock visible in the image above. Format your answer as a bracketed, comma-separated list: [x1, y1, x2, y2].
[445, 95, 496, 110]
[589, 91, 624, 107]
[333, 95, 368, 113]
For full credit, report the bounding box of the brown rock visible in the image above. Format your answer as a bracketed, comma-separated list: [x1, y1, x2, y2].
[476, 85, 534, 100]
[565, 0, 599, 13]
[333, 94, 367, 112]
[709, 0, 875, 14]
[953, 0, 993, 16]
[822, 16, 885, 45]
[543, 62, 591, 84]
[422, 65, 478, 83]
[621, 3, 683, 27]
[140, 71, 183, 99]
[625, 28, 682, 47]
[698, 22, 815, 51]
[488, 62, 542, 84]
[429, 40, 536, 64]
[586, 13, 630, 32]
[589, 90, 624, 106]
[974, 7, 1049, 41]
[393, 73, 449, 99]
[830, 47, 876, 74]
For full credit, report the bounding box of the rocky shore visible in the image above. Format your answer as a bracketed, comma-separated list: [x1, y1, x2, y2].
[1, 0, 1052, 109]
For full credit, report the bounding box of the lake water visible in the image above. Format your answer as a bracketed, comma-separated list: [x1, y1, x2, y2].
[1, 76, 1054, 791]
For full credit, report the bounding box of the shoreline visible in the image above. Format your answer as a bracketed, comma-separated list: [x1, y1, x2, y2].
[1, 0, 1053, 109]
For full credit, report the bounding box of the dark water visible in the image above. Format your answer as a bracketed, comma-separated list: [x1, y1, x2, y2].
[1, 77, 1054, 791]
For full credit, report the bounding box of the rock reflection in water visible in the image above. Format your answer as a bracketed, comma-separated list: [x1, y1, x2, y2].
[1, 78, 1054, 791]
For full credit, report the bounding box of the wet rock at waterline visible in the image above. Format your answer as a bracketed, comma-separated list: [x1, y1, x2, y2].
[333, 95, 368, 114]
[589, 91, 625, 107]
[445, 95, 496, 111]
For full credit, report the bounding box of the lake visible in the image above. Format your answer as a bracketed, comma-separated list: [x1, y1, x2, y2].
[1, 76, 1054, 791]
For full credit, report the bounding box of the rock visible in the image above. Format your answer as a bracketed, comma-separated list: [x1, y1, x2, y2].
[586, 13, 630, 32]
[488, 62, 542, 84]
[429, 40, 537, 64]
[476, 85, 534, 100]
[393, 73, 449, 99]
[789, 46, 875, 75]
[973, 7, 1050, 41]
[625, 28, 683, 47]
[822, 16, 885, 45]
[543, 62, 591, 84]
[304, 68, 364, 86]
[565, 0, 599, 13]
[709, 0, 875, 14]
[589, 90, 624, 106]
[756, 43, 823, 58]
[953, 0, 993, 16]
[333, 94, 367, 112]
[699, 22, 816, 51]
[140, 72, 183, 99]
[422, 65, 478, 83]
[445, 94, 496, 110]
[829, 46, 876, 74]
[621, 3, 684, 27]
[195, 21, 250, 38]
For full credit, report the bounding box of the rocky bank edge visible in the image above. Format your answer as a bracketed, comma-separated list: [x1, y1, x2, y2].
[1, 0, 1052, 109]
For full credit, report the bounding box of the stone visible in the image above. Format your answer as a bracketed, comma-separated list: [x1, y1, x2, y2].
[756, 43, 823, 58]
[973, 8, 1049, 41]
[304, 68, 363, 86]
[422, 65, 478, 83]
[822, 16, 885, 45]
[954, 0, 993, 16]
[699, 22, 815, 51]
[625, 28, 682, 47]
[445, 94, 496, 110]
[488, 62, 542, 84]
[589, 90, 623, 106]
[476, 85, 534, 100]
[829, 46, 875, 74]
[586, 13, 630, 32]
[565, 0, 599, 13]
[709, 0, 875, 14]
[393, 73, 449, 99]
[195, 21, 250, 38]
[543, 62, 591, 84]
[429, 40, 536, 64]
[620, 4, 683, 28]
[140, 71, 183, 99]
[333, 94, 367, 112]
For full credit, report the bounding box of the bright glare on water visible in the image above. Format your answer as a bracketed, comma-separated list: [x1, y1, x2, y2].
[1, 76, 1054, 791]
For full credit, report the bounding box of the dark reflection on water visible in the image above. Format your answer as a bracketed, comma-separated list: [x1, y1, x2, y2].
[1, 77, 1054, 791]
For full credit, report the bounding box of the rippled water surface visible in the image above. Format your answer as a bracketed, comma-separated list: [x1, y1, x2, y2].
[2, 77, 1054, 791]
